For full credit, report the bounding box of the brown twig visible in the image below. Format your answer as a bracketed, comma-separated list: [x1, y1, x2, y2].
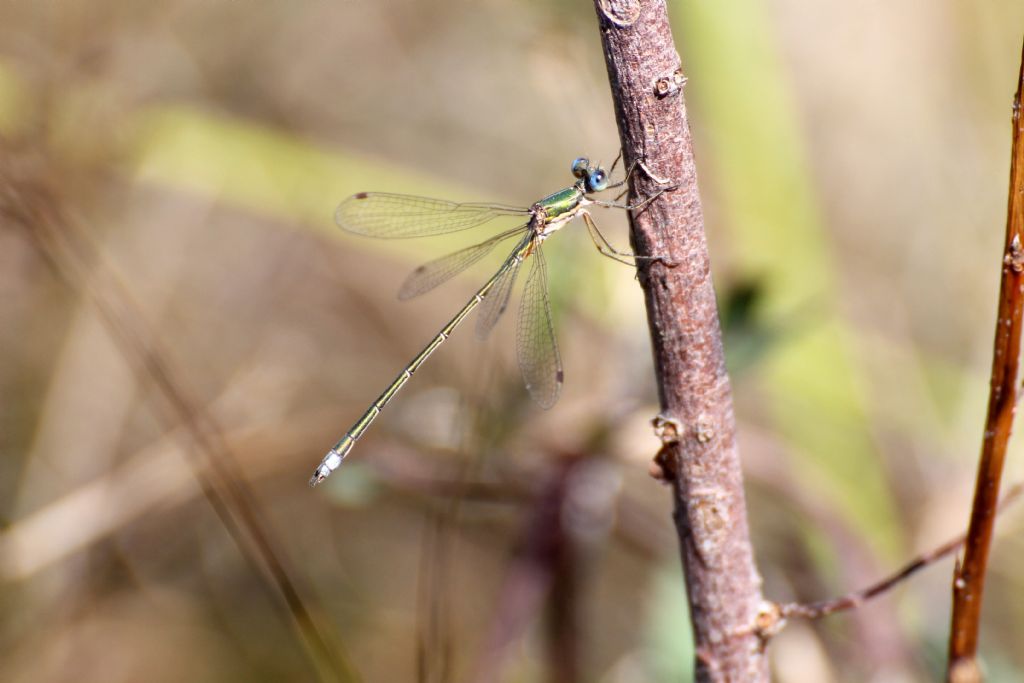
[468, 454, 582, 683]
[947, 37, 1024, 681]
[593, 2, 768, 680]
[779, 481, 1023, 622]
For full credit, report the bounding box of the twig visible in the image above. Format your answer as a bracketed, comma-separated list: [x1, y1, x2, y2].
[947, 37, 1024, 681]
[780, 481, 1023, 622]
[468, 455, 581, 683]
[592, 2, 768, 681]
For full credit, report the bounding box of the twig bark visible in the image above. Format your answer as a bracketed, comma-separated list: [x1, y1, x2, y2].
[592, 2, 768, 680]
[946, 37, 1024, 682]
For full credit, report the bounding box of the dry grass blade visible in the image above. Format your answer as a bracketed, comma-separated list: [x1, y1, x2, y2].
[0, 152, 357, 683]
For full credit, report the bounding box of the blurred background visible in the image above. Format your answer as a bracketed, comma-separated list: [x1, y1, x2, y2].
[2, 1, 1024, 681]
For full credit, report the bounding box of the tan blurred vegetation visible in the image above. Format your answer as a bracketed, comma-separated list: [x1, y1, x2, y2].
[1, 1, 1024, 681]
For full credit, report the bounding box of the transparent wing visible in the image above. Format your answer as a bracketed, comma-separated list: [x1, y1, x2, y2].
[475, 235, 531, 340]
[516, 247, 562, 409]
[398, 226, 529, 300]
[336, 192, 531, 239]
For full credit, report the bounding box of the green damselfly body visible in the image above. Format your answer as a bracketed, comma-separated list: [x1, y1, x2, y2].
[310, 156, 667, 486]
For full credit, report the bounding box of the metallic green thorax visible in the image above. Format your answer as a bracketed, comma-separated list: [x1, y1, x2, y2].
[536, 185, 585, 220]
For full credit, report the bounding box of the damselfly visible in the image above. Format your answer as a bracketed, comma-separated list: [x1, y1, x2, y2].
[309, 156, 669, 486]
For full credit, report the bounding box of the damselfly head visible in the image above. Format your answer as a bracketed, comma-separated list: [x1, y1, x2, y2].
[585, 166, 608, 193]
[571, 157, 590, 179]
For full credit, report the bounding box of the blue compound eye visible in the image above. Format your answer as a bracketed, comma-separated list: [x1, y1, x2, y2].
[586, 168, 608, 192]
[571, 157, 590, 179]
